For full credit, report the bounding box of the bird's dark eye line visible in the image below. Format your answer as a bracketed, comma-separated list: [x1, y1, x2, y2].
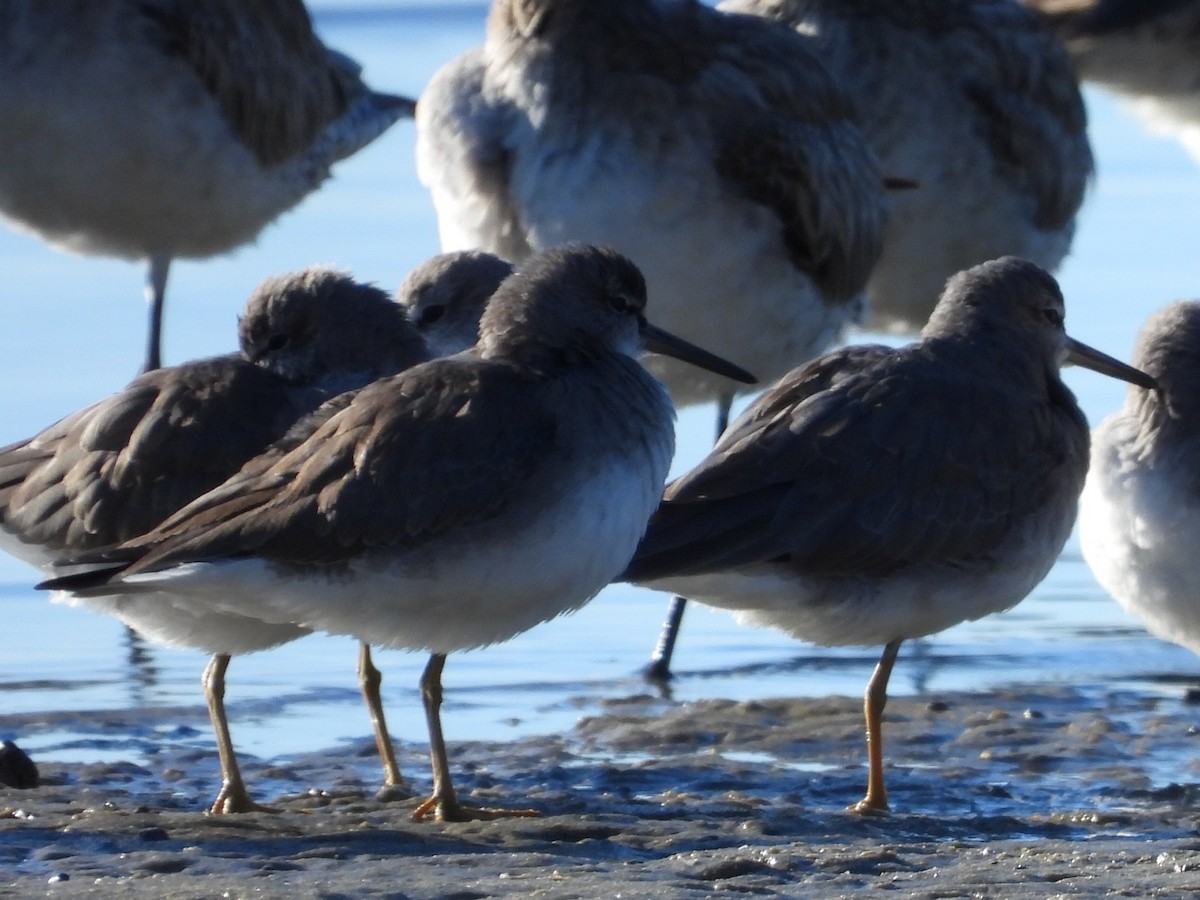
[1042, 307, 1064, 328]
[266, 333, 289, 351]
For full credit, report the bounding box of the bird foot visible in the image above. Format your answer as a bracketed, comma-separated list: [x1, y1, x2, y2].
[208, 784, 279, 815]
[846, 797, 890, 817]
[411, 794, 540, 823]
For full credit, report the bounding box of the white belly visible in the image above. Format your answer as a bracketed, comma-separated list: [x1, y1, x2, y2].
[117, 457, 669, 654]
[642, 506, 1076, 648]
[1081, 425, 1200, 657]
[0, 37, 320, 260]
[54, 590, 309, 655]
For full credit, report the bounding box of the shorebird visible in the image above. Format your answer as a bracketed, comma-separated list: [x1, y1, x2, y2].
[2, 266, 429, 813]
[1081, 300, 1200, 657]
[416, 0, 887, 680]
[1022, 0, 1200, 160]
[417, 0, 885, 402]
[621, 257, 1155, 814]
[721, 0, 1093, 334]
[396, 250, 514, 357]
[0, 0, 415, 373]
[43, 244, 755, 822]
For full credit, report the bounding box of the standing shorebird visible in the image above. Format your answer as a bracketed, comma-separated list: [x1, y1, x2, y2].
[396, 250, 514, 357]
[43, 244, 755, 822]
[622, 257, 1155, 814]
[1022, 0, 1200, 162]
[2, 266, 430, 813]
[417, 0, 887, 679]
[1081, 301, 1200, 658]
[0, 0, 415, 373]
[722, 0, 1093, 334]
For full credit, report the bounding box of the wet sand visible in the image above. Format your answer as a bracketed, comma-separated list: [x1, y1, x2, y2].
[4, 683, 1200, 897]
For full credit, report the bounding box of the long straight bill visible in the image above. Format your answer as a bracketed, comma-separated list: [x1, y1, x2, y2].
[1065, 336, 1157, 389]
[641, 322, 756, 385]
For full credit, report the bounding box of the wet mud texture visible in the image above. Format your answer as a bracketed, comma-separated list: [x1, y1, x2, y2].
[4, 684, 1200, 897]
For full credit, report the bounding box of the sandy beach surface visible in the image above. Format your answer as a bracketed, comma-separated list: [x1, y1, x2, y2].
[4, 683, 1200, 898]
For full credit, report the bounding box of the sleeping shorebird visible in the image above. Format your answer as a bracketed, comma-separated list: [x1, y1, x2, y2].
[720, 0, 1093, 334]
[0, 0, 415, 372]
[622, 257, 1154, 814]
[1023, 0, 1200, 163]
[396, 250, 514, 357]
[1, 266, 429, 812]
[416, 0, 887, 680]
[417, 0, 884, 404]
[1081, 300, 1200, 659]
[42, 244, 755, 822]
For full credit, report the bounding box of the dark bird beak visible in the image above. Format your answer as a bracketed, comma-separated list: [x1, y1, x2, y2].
[641, 322, 756, 385]
[1065, 337, 1158, 390]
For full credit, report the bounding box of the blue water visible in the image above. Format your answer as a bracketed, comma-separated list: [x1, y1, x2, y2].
[1, 4, 1200, 772]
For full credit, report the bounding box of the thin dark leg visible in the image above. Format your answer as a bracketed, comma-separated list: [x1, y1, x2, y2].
[643, 392, 734, 683]
[849, 639, 903, 815]
[143, 254, 170, 373]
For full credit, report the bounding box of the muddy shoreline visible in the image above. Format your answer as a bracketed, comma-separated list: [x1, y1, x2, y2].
[4, 685, 1200, 897]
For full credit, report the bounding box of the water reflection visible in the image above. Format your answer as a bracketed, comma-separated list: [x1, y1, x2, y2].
[123, 628, 159, 710]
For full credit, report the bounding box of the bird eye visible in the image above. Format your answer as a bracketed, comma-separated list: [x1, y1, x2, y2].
[1042, 307, 1064, 328]
[608, 292, 634, 314]
[266, 333, 289, 352]
[418, 305, 446, 326]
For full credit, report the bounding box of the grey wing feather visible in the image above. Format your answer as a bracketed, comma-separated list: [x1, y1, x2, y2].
[122, 361, 556, 571]
[627, 345, 1077, 581]
[0, 357, 319, 553]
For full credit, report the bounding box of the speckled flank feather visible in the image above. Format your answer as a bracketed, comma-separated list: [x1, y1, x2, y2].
[417, 0, 886, 406]
[723, 0, 1092, 333]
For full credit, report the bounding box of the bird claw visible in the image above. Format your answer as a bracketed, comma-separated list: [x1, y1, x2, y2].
[209, 784, 279, 815]
[411, 794, 540, 823]
[846, 797, 890, 817]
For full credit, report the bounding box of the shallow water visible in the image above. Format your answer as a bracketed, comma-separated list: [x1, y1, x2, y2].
[2, 3, 1200, 814]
